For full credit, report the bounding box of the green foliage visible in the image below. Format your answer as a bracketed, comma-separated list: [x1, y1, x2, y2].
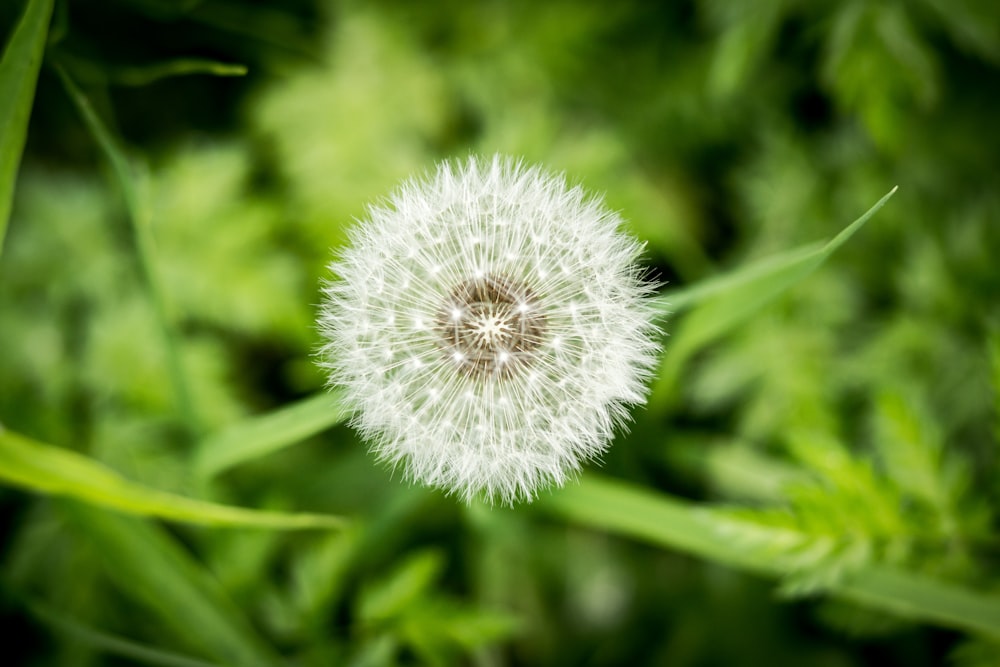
[0, 429, 344, 529]
[651, 187, 896, 410]
[541, 474, 1000, 639]
[59, 502, 280, 666]
[872, 391, 989, 554]
[27, 600, 221, 667]
[708, 395, 993, 597]
[2, 0, 1000, 664]
[0, 0, 51, 253]
[713, 435, 908, 597]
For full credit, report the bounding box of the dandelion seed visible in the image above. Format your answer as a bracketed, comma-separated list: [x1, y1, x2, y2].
[318, 155, 660, 504]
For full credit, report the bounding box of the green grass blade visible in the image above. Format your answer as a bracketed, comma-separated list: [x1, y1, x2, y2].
[80, 57, 247, 87]
[195, 390, 350, 479]
[540, 474, 1000, 639]
[53, 62, 197, 432]
[0, 428, 345, 529]
[59, 502, 280, 666]
[27, 600, 222, 667]
[649, 187, 898, 407]
[56, 53, 247, 87]
[654, 243, 822, 316]
[0, 0, 54, 255]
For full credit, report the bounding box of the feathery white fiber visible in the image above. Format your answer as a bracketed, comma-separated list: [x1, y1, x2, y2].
[319, 155, 660, 504]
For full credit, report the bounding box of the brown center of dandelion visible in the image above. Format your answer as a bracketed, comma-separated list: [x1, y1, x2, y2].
[436, 274, 546, 379]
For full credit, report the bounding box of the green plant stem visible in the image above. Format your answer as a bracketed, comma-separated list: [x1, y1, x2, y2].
[53, 62, 199, 434]
[539, 474, 1000, 640]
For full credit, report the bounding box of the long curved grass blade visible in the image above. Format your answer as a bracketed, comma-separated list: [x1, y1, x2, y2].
[652, 243, 821, 316]
[650, 187, 898, 407]
[659, 186, 898, 315]
[0, 0, 54, 254]
[196, 390, 350, 479]
[0, 428, 345, 529]
[540, 474, 1000, 640]
[60, 502, 279, 666]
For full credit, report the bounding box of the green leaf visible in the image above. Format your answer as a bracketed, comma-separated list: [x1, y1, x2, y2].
[0, 0, 53, 255]
[650, 187, 898, 408]
[539, 474, 1000, 639]
[59, 502, 279, 666]
[873, 392, 950, 512]
[711, 506, 878, 597]
[709, 432, 908, 595]
[289, 528, 359, 631]
[196, 390, 350, 479]
[0, 428, 346, 529]
[400, 599, 520, 665]
[359, 550, 446, 623]
[872, 391, 989, 557]
[666, 441, 809, 502]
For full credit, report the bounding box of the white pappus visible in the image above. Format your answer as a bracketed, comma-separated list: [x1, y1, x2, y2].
[318, 155, 661, 505]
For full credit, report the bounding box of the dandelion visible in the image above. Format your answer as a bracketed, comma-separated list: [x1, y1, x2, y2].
[319, 155, 660, 504]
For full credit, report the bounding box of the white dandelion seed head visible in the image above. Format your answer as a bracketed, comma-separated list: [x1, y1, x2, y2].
[318, 155, 661, 505]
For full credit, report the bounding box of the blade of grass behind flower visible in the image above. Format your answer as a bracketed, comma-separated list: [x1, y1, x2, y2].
[195, 390, 350, 479]
[0, 0, 53, 254]
[648, 187, 898, 410]
[0, 428, 345, 529]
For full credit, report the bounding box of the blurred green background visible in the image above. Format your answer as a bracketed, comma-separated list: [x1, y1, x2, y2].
[2, 0, 1000, 665]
